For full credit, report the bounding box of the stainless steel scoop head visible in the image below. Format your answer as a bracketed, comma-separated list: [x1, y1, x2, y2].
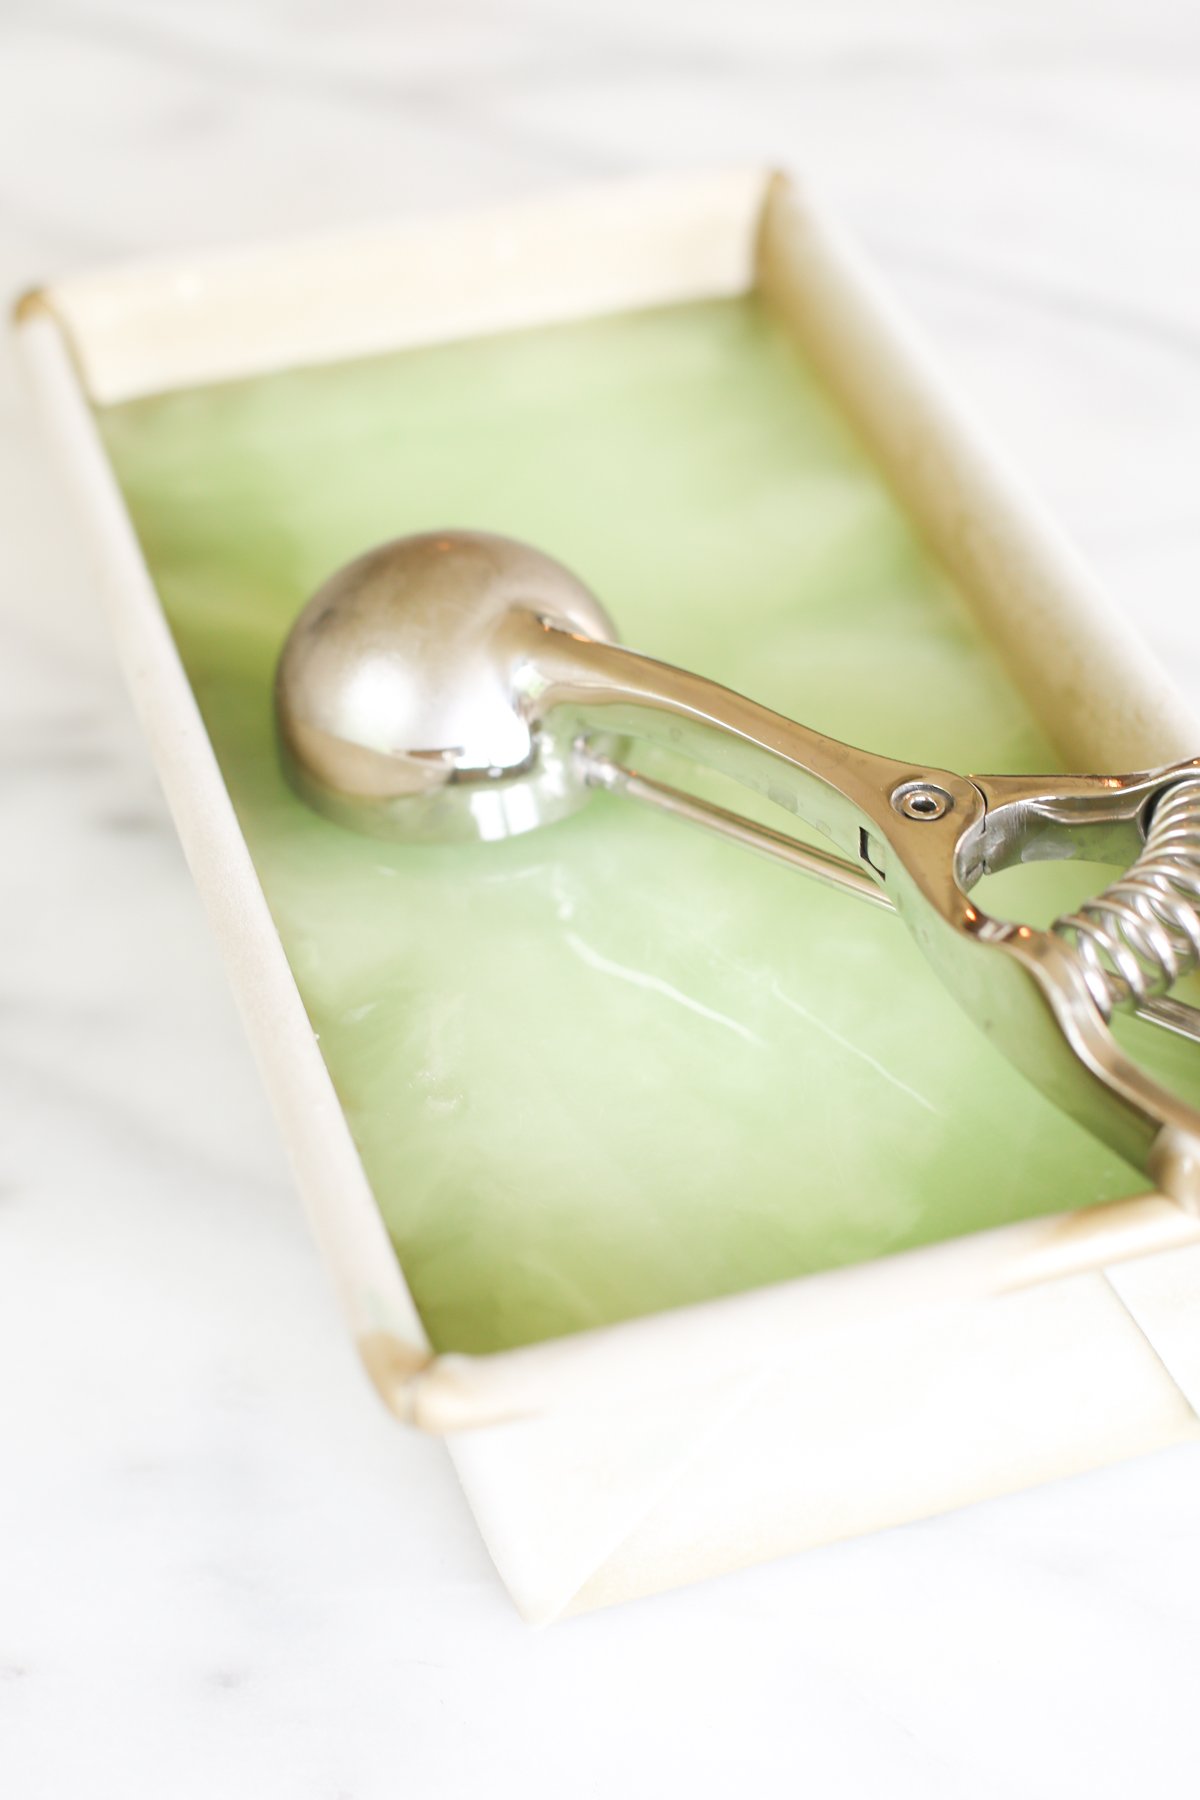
[276, 530, 618, 843]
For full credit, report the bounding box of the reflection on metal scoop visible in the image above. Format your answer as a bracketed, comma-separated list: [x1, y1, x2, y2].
[276, 531, 619, 843]
[276, 528, 1200, 1209]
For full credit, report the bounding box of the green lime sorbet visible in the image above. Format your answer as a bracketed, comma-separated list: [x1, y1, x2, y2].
[99, 293, 1163, 1354]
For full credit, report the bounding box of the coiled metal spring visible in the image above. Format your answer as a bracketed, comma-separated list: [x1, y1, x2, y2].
[1053, 775, 1200, 1016]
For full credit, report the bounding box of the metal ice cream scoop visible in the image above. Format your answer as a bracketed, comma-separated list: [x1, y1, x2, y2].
[276, 528, 1200, 1208]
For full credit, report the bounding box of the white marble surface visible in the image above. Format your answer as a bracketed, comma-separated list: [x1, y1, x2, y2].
[4, 2, 1200, 1793]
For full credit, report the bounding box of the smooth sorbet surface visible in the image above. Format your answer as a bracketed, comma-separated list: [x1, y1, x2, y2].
[98, 295, 1166, 1354]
